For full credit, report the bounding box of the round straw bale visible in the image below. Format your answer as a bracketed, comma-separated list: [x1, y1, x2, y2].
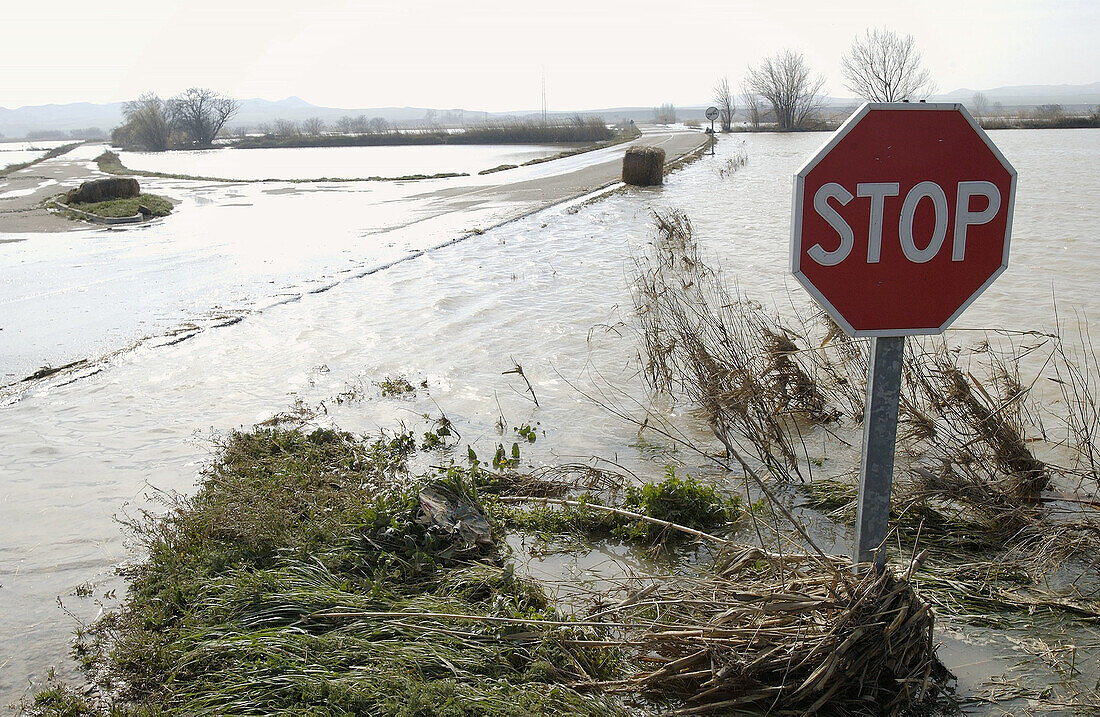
[622, 146, 666, 186]
[64, 177, 140, 205]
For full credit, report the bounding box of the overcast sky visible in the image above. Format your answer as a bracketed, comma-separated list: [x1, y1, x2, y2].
[3, 0, 1097, 110]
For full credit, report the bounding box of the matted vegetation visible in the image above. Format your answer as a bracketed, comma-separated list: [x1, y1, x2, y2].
[28, 421, 952, 716]
[633, 208, 1100, 563]
[34, 428, 628, 716]
[68, 194, 173, 218]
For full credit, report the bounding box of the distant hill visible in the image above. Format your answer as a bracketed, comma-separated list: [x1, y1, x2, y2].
[934, 82, 1100, 108]
[0, 102, 125, 139]
[2, 82, 1096, 139]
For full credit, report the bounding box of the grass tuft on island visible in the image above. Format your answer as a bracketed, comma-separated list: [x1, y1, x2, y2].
[69, 193, 173, 218]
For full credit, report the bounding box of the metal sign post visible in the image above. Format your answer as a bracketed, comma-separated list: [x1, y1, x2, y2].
[788, 103, 1017, 573]
[705, 106, 719, 155]
[853, 336, 904, 572]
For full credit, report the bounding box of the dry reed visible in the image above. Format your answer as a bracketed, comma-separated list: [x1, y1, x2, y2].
[596, 546, 949, 715]
[631, 208, 1100, 569]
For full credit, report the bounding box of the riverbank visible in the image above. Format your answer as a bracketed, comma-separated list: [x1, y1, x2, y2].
[100, 126, 642, 184]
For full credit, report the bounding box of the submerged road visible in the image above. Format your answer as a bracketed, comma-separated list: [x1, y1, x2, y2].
[0, 127, 705, 236]
[0, 127, 707, 387]
[0, 125, 708, 705]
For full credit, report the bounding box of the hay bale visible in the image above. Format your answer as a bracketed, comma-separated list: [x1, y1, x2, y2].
[622, 146, 665, 186]
[64, 177, 140, 205]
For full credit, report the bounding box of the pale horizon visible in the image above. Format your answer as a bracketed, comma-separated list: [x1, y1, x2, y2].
[3, 0, 1098, 112]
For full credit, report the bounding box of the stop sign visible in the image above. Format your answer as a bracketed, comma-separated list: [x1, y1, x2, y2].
[791, 103, 1016, 336]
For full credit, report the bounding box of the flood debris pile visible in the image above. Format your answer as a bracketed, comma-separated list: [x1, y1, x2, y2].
[29, 424, 952, 716]
[612, 548, 948, 715]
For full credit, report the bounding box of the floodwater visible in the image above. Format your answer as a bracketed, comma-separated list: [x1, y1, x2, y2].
[1, 128, 1098, 709]
[0, 140, 74, 170]
[116, 143, 579, 180]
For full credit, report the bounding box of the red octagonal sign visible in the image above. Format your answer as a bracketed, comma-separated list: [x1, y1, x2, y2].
[791, 103, 1016, 336]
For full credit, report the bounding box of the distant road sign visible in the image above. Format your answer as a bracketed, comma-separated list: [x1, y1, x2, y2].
[790, 103, 1016, 336]
[705, 106, 719, 121]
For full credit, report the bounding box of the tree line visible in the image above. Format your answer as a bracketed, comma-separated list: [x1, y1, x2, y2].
[113, 88, 239, 151]
[710, 27, 937, 132]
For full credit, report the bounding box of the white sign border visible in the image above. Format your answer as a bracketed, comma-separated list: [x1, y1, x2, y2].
[789, 102, 1018, 337]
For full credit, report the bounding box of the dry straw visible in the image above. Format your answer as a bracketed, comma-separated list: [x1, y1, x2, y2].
[605, 546, 948, 715]
[623, 146, 666, 186]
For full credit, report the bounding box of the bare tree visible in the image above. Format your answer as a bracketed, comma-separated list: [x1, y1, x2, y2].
[301, 117, 326, 136]
[118, 93, 171, 151]
[841, 28, 935, 102]
[654, 103, 677, 124]
[334, 116, 356, 134]
[745, 50, 825, 130]
[272, 119, 299, 137]
[971, 92, 990, 120]
[713, 77, 736, 132]
[741, 91, 763, 128]
[167, 88, 239, 147]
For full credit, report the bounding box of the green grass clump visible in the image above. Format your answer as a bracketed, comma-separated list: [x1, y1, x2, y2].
[377, 375, 415, 396]
[618, 467, 740, 543]
[493, 466, 741, 546]
[21, 677, 102, 716]
[70, 193, 173, 218]
[49, 427, 626, 716]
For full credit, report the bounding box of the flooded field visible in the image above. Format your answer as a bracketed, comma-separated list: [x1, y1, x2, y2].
[117, 142, 580, 180]
[1, 128, 1098, 710]
[0, 140, 75, 169]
